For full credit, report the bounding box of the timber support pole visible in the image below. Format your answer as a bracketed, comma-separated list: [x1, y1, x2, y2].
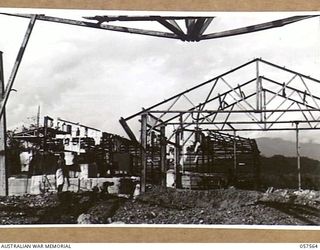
[0, 52, 8, 196]
[160, 125, 167, 187]
[295, 122, 302, 190]
[233, 130, 237, 185]
[174, 130, 181, 188]
[0, 15, 37, 119]
[140, 113, 148, 193]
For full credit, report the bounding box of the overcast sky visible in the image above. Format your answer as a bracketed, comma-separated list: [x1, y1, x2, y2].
[1, 9, 320, 143]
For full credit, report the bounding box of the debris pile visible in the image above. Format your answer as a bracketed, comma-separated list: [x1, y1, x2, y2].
[112, 186, 320, 225]
[0, 186, 319, 225]
[0, 191, 122, 224]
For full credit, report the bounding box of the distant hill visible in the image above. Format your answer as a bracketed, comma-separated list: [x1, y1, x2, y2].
[256, 137, 320, 161]
[259, 155, 320, 190]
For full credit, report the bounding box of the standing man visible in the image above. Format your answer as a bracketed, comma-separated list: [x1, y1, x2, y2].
[56, 153, 67, 193]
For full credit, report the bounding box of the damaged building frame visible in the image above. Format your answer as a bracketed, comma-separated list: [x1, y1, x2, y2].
[121, 58, 320, 192]
[0, 12, 319, 195]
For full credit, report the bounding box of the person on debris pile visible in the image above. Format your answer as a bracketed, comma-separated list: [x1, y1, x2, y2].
[56, 153, 70, 193]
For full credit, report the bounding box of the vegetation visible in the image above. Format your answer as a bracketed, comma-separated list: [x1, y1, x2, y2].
[260, 155, 320, 190]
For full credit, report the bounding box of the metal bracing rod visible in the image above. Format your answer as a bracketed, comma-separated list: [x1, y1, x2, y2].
[223, 90, 265, 128]
[1, 13, 180, 40]
[299, 76, 320, 109]
[221, 90, 255, 117]
[124, 59, 258, 121]
[178, 112, 194, 131]
[148, 112, 165, 123]
[149, 108, 320, 114]
[296, 91, 317, 121]
[297, 76, 320, 126]
[198, 18, 214, 36]
[183, 94, 220, 129]
[0, 15, 37, 119]
[265, 74, 297, 106]
[227, 123, 236, 130]
[262, 76, 320, 104]
[83, 15, 215, 22]
[296, 103, 313, 128]
[167, 112, 197, 142]
[148, 95, 181, 132]
[201, 15, 318, 40]
[210, 85, 263, 128]
[259, 58, 320, 85]
[266, 89, 296, 120]
[167, 109, 211, 142]
[221, 104, 235, 130]
[199, 78, 219, 112]
[267, 101, 296, 130]
[182, 131, 195, 147]
[264, 89, 318, 110]
[197, 127, 320, 131]
[165, 119, 320, 125]
[191, 92, 257, 125]
[156, 18, 187, 40]
[204, 92, 228, 126]
[221, 77, 256, 110]
[151, 79, 256, 130]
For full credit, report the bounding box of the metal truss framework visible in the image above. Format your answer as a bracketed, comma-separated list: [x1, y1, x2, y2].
[122, 58, 320, 191]
[0, 13, 317, 42]
[123, 58, 320, 135]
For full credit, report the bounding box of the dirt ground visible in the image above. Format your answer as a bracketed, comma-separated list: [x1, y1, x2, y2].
[0, 186, 319, 225]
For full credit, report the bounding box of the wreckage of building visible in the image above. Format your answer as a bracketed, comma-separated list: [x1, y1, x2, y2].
[1, 13, 320, 196]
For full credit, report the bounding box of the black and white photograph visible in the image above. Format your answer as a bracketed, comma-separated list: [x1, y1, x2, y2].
[0, 8, 320, 226]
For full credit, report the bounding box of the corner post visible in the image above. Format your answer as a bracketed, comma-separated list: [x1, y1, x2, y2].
[0, 51, 8, 196]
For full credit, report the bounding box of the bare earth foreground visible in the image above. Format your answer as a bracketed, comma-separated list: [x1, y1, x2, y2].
[0, 186, 319, 225]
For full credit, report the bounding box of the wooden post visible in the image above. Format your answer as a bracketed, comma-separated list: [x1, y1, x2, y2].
[295, 122, 301, 190]
[0, 15, 37, 119]
[179, 114, 184, 172]
[256, 60, 260, 111]
[150, 131, 155, 183]
[174, 130, 181, 188]
[160, 125, 167, 187]
[140, 113, 148, 193]
[233, 130, 237, 185]
[0, 51, 8, 196]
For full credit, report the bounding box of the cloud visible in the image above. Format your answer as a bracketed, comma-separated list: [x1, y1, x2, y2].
[2, 10, 320, 145]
